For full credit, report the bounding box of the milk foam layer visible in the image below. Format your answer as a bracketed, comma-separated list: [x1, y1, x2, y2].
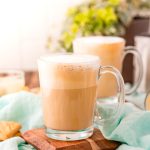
[40, 54, 99, 65]
[74, 36, 125, 45]
[38, 54, 99, 89]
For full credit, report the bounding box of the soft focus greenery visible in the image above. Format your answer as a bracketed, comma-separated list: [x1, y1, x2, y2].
[50, 0, 150, 52]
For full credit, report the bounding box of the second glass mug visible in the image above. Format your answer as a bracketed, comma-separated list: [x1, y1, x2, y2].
[73, 36, 143, 101]
[38, 53, 125, 141]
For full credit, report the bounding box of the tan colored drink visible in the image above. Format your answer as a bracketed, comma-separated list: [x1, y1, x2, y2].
[38, 55, 98, 130]
[73, 36, 142, 98]
[38, 53, 125, 141]
[43, 87, 96, 130]
[73, 36, 124, 98]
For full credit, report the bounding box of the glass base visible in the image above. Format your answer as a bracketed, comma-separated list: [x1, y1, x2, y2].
[97, 96, 118, 104]
[94, 96, 119, 127]
[45, 126, 93, 141]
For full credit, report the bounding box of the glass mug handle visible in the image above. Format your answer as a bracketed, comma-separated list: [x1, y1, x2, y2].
[123, 46, 143, 95]
[95, 66, 125, 124]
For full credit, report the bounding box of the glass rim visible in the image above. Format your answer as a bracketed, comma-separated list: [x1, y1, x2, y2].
[38, 53, 100, 66]
[73, 36, 125, 44]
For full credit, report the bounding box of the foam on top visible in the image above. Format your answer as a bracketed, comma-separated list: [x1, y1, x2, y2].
[39, 54, 99, 66]
[73, 36, 125, 45]
[38, 54, 99, 89]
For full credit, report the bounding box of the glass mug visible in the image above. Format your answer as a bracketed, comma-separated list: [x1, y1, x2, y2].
[0, 70, 25, 96]
[38, 54, 125, 141]
[73, 36, 143, 101]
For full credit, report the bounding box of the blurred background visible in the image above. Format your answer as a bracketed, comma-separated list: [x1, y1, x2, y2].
[0, 0, 149, 89]
[0, 0, 81, 70]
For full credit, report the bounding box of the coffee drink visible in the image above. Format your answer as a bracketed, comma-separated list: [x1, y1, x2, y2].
[73, 36, 125, 98]
[38, 54, 99, 131]
[38, 53, 125, 141]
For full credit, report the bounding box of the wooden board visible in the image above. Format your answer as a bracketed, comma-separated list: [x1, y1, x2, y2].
[22, 128, 120, 150]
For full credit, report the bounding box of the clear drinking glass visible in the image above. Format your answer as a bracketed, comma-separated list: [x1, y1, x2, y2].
[73, 36, 143, 101]
[0, 70, 25, 96]
[38, 53, 125, 141]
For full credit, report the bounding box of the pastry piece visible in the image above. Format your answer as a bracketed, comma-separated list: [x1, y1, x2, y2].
[0, 121, 21, 141]
[22, 86, 29, 91]
[15, 131, 21, 137]
[0, 88, 5, 96]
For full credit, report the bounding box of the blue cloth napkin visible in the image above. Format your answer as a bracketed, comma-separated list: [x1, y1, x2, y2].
[0, 91, 44, 150]
[97, 102, 150, 150]
[0, 91, 150, 150]
[0, 137, 35, 150]
[0, 91, 44, 132]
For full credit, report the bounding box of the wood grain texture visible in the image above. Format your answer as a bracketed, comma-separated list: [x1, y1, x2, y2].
[22, 128, 120, 150]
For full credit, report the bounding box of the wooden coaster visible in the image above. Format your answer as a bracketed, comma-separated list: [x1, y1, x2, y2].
[21, 128, 120, 150]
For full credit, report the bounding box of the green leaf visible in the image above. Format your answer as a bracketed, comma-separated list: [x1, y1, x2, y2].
[57, 0, 148, 52]
[67, 8, 77, 16]
[108, 0, 120, 6]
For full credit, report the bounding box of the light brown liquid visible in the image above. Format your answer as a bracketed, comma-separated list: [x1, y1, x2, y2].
[42, 86, 96, 130]
[73, 36, 125, 98]
[38, 56, 98, 131]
